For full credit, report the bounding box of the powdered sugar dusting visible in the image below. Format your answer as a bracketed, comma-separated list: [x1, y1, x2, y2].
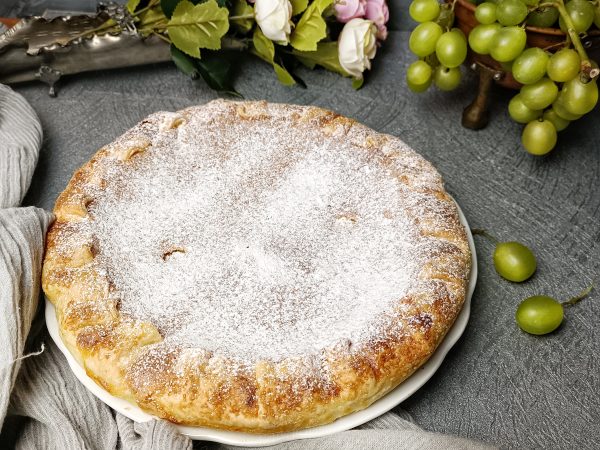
[59, 101, 454, 365]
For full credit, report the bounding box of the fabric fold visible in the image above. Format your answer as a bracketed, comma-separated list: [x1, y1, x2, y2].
[0, 84, 43, 208]
[0, 206, 53, 425]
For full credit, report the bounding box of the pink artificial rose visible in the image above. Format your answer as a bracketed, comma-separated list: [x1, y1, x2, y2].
[365, 0, 389, 40]
[334, 0, 367, 23]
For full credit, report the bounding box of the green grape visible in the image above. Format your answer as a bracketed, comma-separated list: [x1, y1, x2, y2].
[468, 23, 502, 55]
[493, 241, 537, 282]
[407, 60, 433, 92]
[508, 94, 543, 123]
[552, 95, 583, 120]
[560, 77, 599, 115]
[522, 0, 539, 6]
[547, 48, 581, 82]
[516, 296, 563, 335]
[496, 0, 528, 26]
[511, 48, 549, 85]
[433, 66, 462, 90]
[490, 26, 527, 62]
[409, 22, 444, 57]
[543, 109, 570, 131]
[527, 6, 559, 27]
[435, 29, 468, 68]
[520, 77, 558, 110]
[595, 7, 600, 28]
[475, 2, 497, 24]
[559, 0, 595, 33]
[522, 119, 557, 155]
[409, 0, 441, 23]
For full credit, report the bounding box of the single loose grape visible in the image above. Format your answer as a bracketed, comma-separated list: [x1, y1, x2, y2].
[512, 48, 549, 85]
[543, 109, 570, 131]
[409, 22, 444, 57]
[409, 0, 441, 23]
[490, 26, 527, 62]
[475, 2, 498, 24]
[520, 77, 558, 110]
[558, 0, 595, 33]
[493, 241, 537, 282]
[547, 48, 581, 82]
[508, 94, 543, 123]
[433, 66, 462, 90]
[407, 60, 433, 92]
[527, 6, 559, 27]
[560, 77, 599, 115]
[522, 119, 557, 155]
[435, 29, 468, 68]
[516, 296, 564, 335]
[496, 0, 528, 26]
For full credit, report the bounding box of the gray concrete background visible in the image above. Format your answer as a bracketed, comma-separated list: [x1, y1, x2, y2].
[2, 1, 599, 448]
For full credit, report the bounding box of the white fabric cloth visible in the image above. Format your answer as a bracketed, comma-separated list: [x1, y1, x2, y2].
[0, 84, 496, 449]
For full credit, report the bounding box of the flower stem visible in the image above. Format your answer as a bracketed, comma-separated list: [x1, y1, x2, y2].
[151, 31, 172, 45]
[229, 13, 255, 20]
[73, 18, 117, 39]
[139, 16, 168, 29]
[134, 0, 161, 17]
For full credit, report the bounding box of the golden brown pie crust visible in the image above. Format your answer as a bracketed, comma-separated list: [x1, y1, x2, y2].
[42, 100, 471, 433]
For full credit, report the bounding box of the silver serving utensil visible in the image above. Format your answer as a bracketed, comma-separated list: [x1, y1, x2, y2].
[0, 4, 171, 96]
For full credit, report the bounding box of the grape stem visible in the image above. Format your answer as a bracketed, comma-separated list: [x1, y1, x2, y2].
[551, 0, 596, 81]
[133, 0, 161, 17]
[562, 283, 595, 307]
[471, 228, 500, 244]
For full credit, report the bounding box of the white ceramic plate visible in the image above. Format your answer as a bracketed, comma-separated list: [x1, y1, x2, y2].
[46, 198, 477, 447]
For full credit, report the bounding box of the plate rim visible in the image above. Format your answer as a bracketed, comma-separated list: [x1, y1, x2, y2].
[45, 196, 477, 447]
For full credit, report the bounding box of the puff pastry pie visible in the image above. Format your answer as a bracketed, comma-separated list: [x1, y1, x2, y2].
[42, 100, 471, 433]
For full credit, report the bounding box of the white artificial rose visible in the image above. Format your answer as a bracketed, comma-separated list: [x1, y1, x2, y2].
[338, 18, 378, 79]
[255, 0, 293, 44]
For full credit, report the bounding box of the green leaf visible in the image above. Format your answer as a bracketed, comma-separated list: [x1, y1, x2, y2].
[231, 0, 254, 34]
[138, 7, 167, 36]
[289, 0, 333, 52]
[273, 63, 296, 86]
[170, 44, 199, 78]
[252, 28, 296, 86]
[196, 52, 241, 96]
[352, 78, 364, 90]
[290, 0, 308, 15]
[293, 41, 349, 76]
[252, 27, 275, 63]
[161, 0, 181, 18]
[171, 45, 240, 95]
[127, 0, 141, 14]
[167, 0, 230, 58]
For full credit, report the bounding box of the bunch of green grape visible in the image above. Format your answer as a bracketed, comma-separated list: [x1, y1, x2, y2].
[406, 0, 600, 155]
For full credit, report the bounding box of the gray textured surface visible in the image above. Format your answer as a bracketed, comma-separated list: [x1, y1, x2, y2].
[3, 0, 600, 448]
